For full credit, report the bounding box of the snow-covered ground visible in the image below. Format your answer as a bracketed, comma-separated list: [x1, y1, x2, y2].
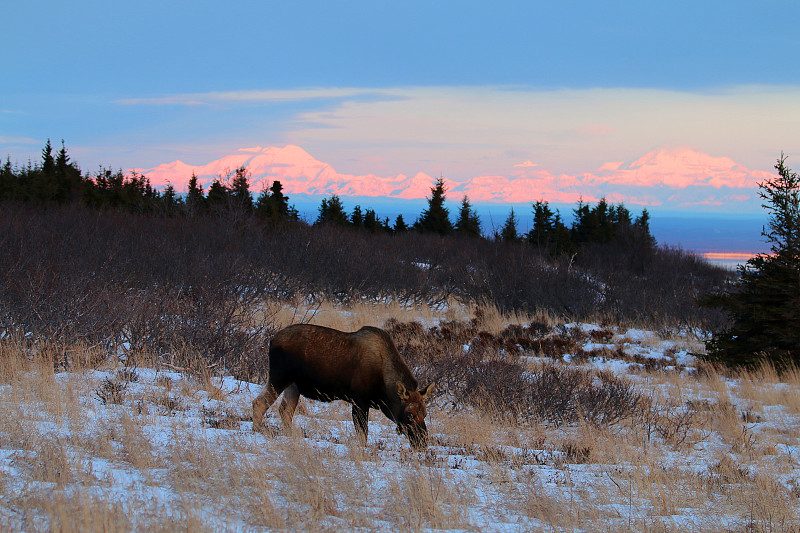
[1, 321, 799, 531]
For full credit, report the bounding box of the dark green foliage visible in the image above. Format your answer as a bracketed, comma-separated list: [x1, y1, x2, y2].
[528, 201, 574, 256]
[0, 157, 14, 201]
[83, 168, 165, 213]
[55, 140, 82, 202]
[455, 195, 482, 237]
[633, 209, 656, 248]
[206, 179, 230, 213]
[414, 177, 453, 235]
[702, 155, 800, 367]
[362, 208, 382, 232]
[498, 208, 521, 243]
[570, 198, 655, 251]
[315, 194, 349, 226]
[1, 140, 192, 213]
[393, 214, 408, 233]
[350, 204, 364, 227]
[38, 139, 57, 202]
[186, 173, 206, 216]
[255, 180, 297, 224]
[230, 166, 253, 212]
[161, 184, 180, 216]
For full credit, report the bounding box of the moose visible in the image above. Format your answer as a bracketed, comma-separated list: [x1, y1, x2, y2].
[252, 324, 434, 449]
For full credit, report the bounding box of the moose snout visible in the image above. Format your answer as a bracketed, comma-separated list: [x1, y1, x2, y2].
[397, 422, 429, 449]
[407, 424, 429, 450]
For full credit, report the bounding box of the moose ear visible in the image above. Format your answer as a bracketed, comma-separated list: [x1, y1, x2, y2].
[396, 382, 410, 399]
[420, 383, 434, 400]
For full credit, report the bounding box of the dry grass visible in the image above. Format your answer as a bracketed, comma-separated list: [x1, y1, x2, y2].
[1, 301, 800, 532]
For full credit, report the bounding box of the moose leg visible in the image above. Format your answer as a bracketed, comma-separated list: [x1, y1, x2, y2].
[352, 403, 369, 446]
[278, 383, 300, 431]
[252, 382, 282, 432]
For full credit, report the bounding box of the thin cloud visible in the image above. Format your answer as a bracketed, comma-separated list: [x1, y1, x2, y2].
[0, 136, 38, 144]
[282, 84, 800, 176]
[115, 87, 401, 106]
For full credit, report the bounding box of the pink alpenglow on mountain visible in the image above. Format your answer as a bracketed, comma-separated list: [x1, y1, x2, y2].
[589, 148, 773, 189]
[136, 145, 437, 200]
[136, 145, 774, 210]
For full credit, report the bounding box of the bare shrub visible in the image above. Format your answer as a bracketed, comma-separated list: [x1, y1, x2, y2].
[115, 367, 139, 383]
[637, 397, 712, 447]
[151, 392, 187, 416]
[388, 318, 644, 426]
[0, 204, 732, 360]
[527, 365, 644, 426]
[201, 407, 247, 430]
[94, 377, 127, 405]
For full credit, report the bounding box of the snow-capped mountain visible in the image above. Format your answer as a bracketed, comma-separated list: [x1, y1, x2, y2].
[136, 145, 774, 209]
[137, 145, 439, 200]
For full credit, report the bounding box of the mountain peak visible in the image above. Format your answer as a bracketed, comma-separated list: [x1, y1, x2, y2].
[137, 144, 770, 210]
[626, 147, 740, 172]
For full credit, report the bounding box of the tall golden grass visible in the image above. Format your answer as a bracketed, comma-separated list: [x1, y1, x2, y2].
[1, 300, 799, 531]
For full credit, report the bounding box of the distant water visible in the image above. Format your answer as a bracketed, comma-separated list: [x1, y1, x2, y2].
[699, 252, 755, 270]
[289, 194, 769, 263]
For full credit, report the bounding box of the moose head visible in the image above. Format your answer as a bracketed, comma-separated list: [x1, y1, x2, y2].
[396, 382, 434, 450]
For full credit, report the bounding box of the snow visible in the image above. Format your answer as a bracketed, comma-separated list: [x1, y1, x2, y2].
[1, 320, 799, 531]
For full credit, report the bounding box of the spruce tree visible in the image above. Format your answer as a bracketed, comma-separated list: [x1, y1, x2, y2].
[393, 214, 408, 233]
[594, 198, 614, 243]
[35, 139, 57, 202]
[632, 209, 656, 248]
[269, 180, 291, 218]
[415, 177, 453, 235]
[315, 195, 349, 226]
[363, 208, 380, 232]
[702, 154, 800, 367]
[41, 139, 55, 177]
[161, 183, 180, 215]
[186, 173, 206, 215]
[206, 179, 230, 213]
[530, 200, 555, 249]
[256, 180, 295, 223]
[571, 199, 595, 245]
[230, 166, 253, 212]
[350, 205, 364, 227]
[54, 140, 71, 201]
[499, 208, 521, 243]
[550, 212, 574, 256]
[0, 157, 14, 201]
[455, 195, 482, 237]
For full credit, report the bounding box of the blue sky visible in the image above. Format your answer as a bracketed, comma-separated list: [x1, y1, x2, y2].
[2, 1, 799, 180]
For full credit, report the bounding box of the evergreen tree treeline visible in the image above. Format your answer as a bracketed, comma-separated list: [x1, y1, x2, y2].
[2, 140, 655, 253]
[313, 174, 655, 254]
[0, 143, 299, 223]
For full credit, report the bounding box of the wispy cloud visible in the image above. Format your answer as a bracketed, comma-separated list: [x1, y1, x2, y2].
[279, 85, 800, 176]
[82, 84, 800, 182]
[115, 87, 401, 106]
[0, 136, 39, 144]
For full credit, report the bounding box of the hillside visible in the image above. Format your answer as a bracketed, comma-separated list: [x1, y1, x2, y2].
[1, 302, 799, 531]
[1, 204, 795, 531]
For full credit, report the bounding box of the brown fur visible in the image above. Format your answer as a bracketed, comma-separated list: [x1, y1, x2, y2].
[252, 324, 433, 449]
